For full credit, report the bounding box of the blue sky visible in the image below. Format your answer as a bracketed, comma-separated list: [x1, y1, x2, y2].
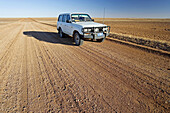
[0, 0, 169, 18]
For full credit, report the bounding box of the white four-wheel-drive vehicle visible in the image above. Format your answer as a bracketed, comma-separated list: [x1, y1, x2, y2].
[57, 13, 110, 46]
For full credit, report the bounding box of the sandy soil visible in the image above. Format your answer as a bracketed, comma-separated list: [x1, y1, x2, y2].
[0, 18, 169, 112]
[101, 20, 170, 42]
[98, 18, 170, 42]
[0, 18, 20, 25]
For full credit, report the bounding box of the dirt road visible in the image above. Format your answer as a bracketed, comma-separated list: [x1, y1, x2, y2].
[0, 19, 169, 112]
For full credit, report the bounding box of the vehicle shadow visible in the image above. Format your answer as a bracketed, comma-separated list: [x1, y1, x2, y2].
[23, 31, 75, 46]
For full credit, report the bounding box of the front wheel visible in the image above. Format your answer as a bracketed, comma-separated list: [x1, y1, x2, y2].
[74, 32, 84, 46]
[59, 28, 64, 38]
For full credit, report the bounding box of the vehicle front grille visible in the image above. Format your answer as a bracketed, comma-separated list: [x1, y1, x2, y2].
[83, 27, 105, 33]
[92, 27, 103, 32]
[98, 27, 103, 32]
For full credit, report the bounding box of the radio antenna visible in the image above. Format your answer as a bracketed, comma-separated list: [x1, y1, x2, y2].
[103, 8, 105, 24]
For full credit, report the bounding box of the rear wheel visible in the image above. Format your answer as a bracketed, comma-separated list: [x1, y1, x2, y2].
[59, 28, 64, 38]
[74, 32, 84, 46]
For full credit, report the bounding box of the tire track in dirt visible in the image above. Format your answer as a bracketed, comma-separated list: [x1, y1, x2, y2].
[0, 23, 24, 85]
[25, 22, 84, 112]
[0, 23, 24, 62]
[81, 41, 170, 105]
[85, 41, 169, 77]
[0, 22, 27, 112]
[21, 22, 59, 112]
[78, 44, 169, 92]
[29, 23, 67, 112]
[26, 32, 42, 112]
[0, 25, 25, 105]
[19, 31, 28, 112]
[72, 45, 168, 110]
[67, 41, 169, 111]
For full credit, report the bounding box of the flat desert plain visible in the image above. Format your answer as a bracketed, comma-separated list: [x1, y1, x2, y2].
[0, 18, 169, 112]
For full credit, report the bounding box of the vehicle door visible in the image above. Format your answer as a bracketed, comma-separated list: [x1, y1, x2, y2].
[61, 14, 67, 33]
[65, 14, 72, 35]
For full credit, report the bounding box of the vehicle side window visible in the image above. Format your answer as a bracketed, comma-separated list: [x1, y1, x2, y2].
[62, 15, 66, 22]
[58, 15, 62, 22]
[66, 15, 70, 21]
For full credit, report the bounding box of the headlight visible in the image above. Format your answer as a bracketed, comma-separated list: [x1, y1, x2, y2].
[103, 27, 108, 32]
[82, 28, 92, 32]
[83, 29, 88, 32]
[87, 29, 91, 32]
[94, 28, 99, 32]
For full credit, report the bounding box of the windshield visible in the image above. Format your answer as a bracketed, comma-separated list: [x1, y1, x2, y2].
[71, 14, 92, 22]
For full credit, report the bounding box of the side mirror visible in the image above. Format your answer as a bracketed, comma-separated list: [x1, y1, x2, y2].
[91, 19, 94, 21]
[66, 20, 71, 23]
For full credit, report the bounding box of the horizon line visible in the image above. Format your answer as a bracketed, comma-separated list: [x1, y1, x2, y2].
[0, 17, 170, 19]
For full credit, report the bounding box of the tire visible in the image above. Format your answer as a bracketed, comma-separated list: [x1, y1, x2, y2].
[91, 39, 95, 42]
[59, 28, 64, 38]
[74, 32, 84, 46]
[96, 37, 105, 42]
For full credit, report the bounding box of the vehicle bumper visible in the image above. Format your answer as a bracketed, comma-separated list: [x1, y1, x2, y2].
[81, 26, 110, 39]
[82, 33, 109, 39]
